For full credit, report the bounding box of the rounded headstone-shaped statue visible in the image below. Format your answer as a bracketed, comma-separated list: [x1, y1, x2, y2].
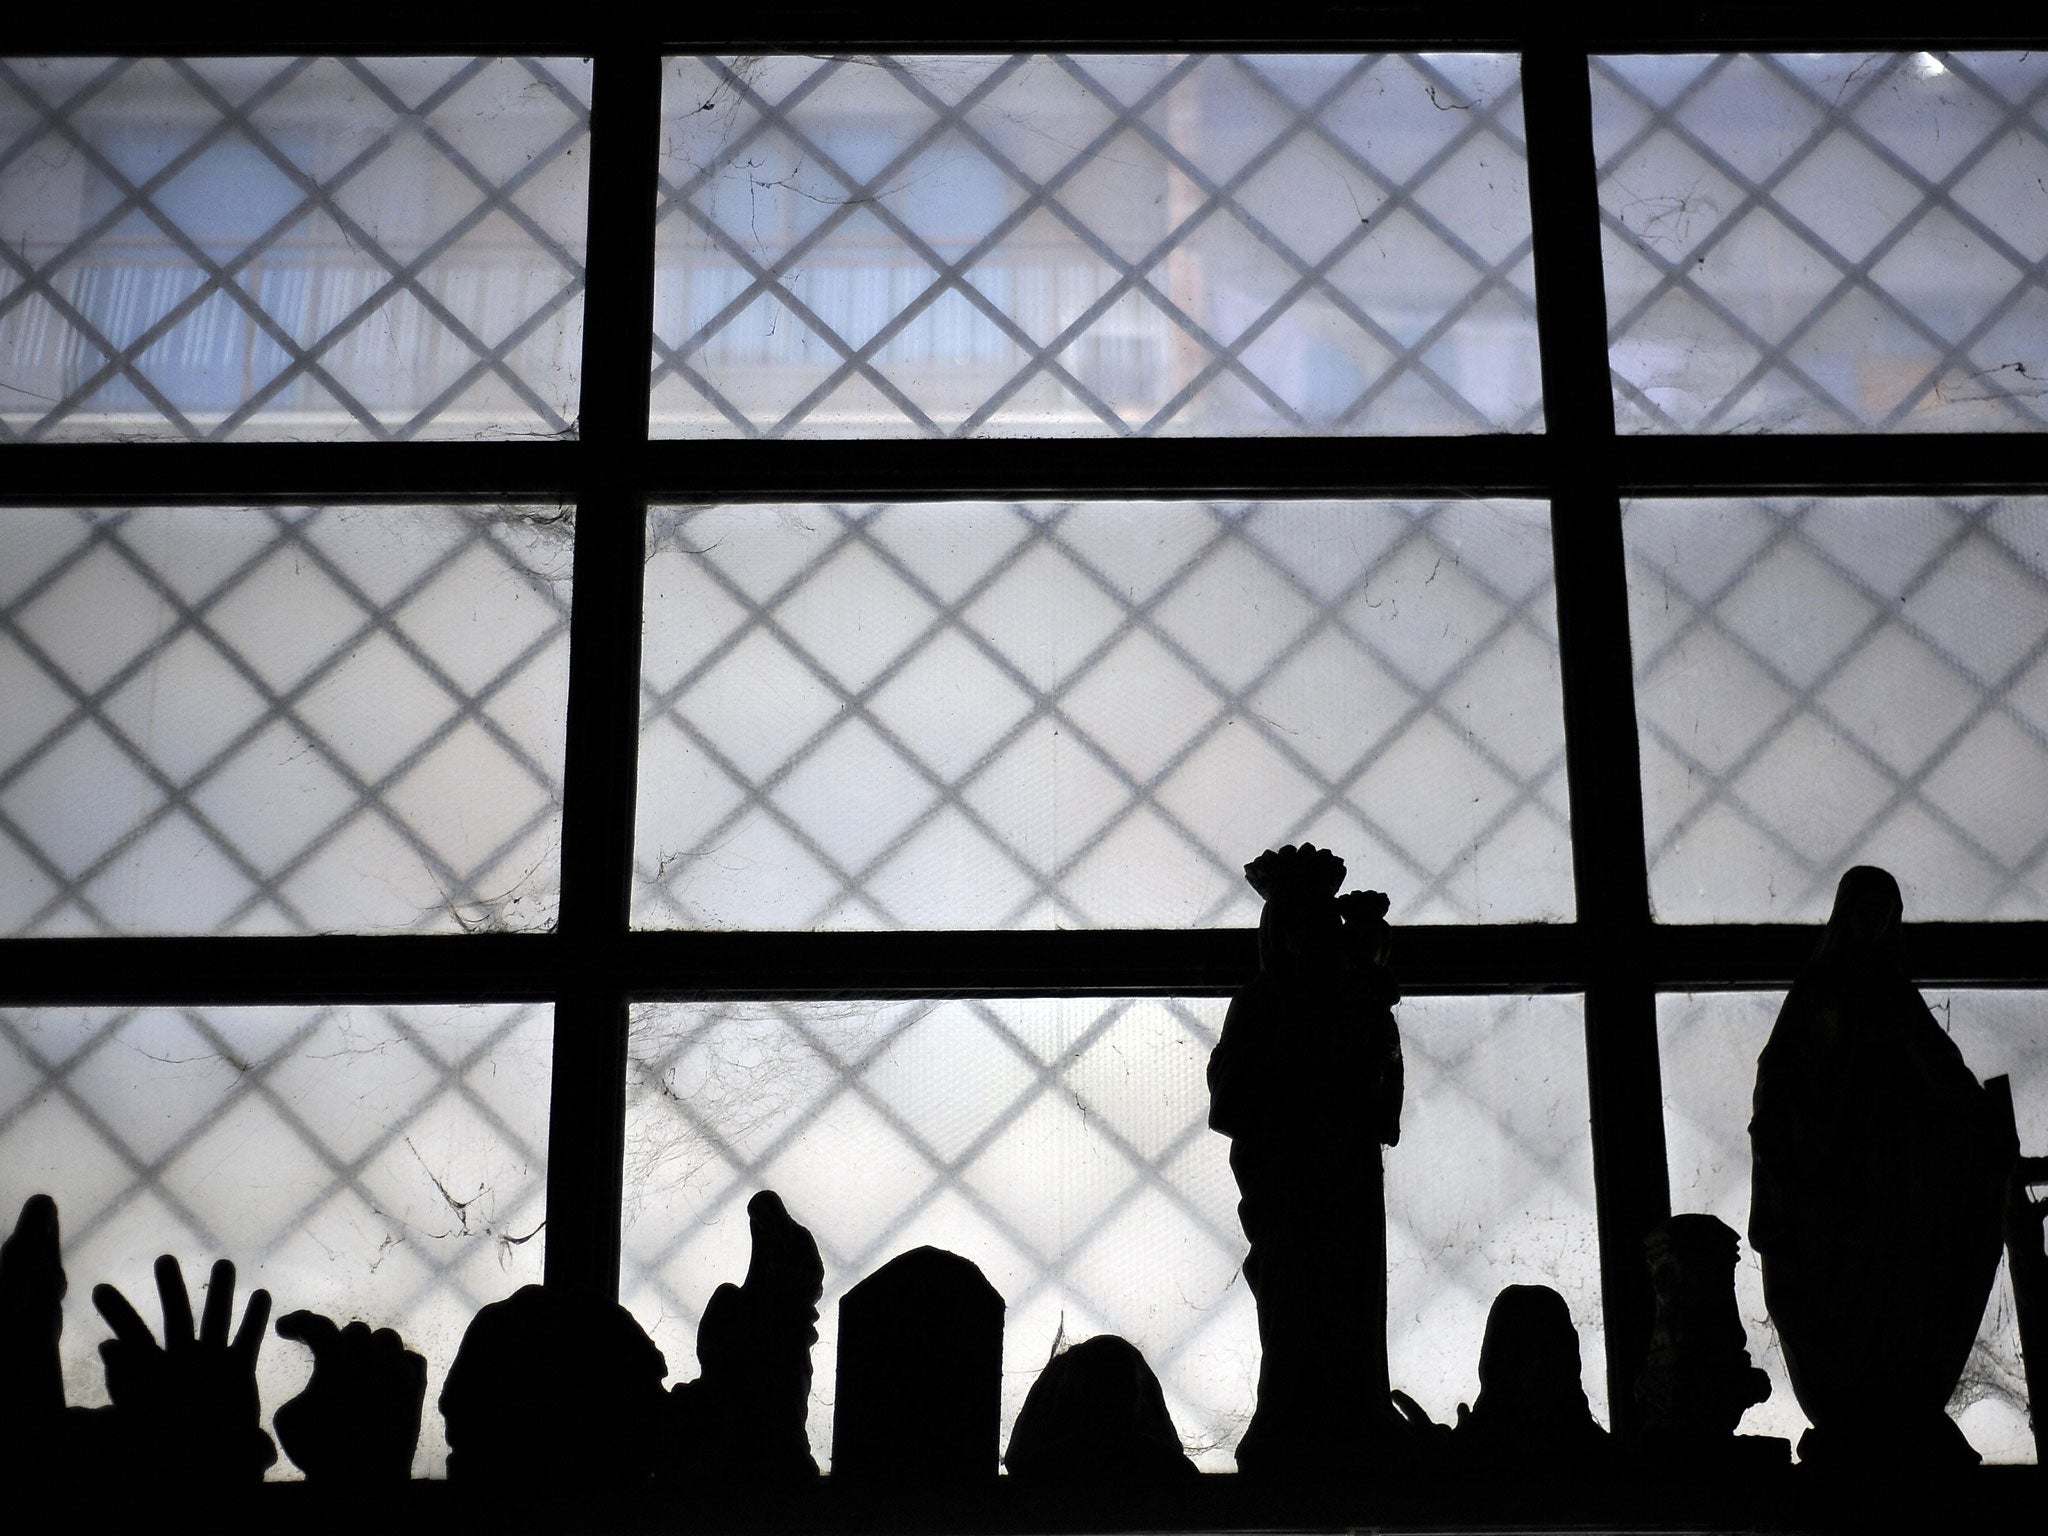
[830, 1247, 1003, 1481]
[1749, 867, 2016, 1468]
[1004, 1335, 1196, 1483]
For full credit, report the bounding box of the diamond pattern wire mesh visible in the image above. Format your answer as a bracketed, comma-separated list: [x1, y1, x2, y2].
[636, 499, 1574, 930]
[0, 56, 591, 441]
[650, 53, 1543, 437]
[0, 1001, 553, 1479]
[1625, 496, 2048, 922]
[0, 505, 573, 935]
[1658, 989, 2045, 1463]
[1592, 52, 2048, 434]
[620, 993, 1600, 1472]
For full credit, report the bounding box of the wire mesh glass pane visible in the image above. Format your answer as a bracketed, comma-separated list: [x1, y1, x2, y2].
[1626, 496, 2048, 922]
[0, 504, 572, 934]
[652, 54, 1542, 438]
[0, 57, 590, 441]
[0, 1001, 552, 1478]
[1592, 53, 2048, 433]
[1659, 989, 2043, 1463]
[620, 993, 1599, 1472]
[636, 498, 1572, 929]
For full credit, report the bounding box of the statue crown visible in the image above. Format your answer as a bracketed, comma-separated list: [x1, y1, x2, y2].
[1243, 843, 1346, 903]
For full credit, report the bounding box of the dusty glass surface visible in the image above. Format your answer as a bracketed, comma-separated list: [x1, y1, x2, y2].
[636, 499, 1572, 929]
[1592, 53, 2048, 433]
[1626, 496, 2048, 922]
[0, 1002, 553, 1478]
[0, 504, 572, 934]
[652, 54, 1541, 437]
[620, 993, 1600, 1471]
[1659, 989, 2043, 1463]
[0, 57, 590, 441]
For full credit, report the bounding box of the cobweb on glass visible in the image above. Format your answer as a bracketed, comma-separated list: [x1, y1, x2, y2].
[0, 56, 590, 441]
[651, 53, 1542, 438]
[636, 499, 1573, 930]
[1625, 496, 2048, 922]
[1592, 52, 2048, 434]
[0, 504, 573, 935]
[1657, 989, 2043, 1463]
[619, 993, 1599, 1471]
[0, 1002, 553, 1479]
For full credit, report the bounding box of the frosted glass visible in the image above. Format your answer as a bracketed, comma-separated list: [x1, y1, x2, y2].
[0, 57, 590, 441]
[0, 1002, 553, 1478]
[0, 504, 572, 934]
[1658, 989, 2043, 1463]
[652, 54, 1542, 437]
[1593, 53, 2048, 433]
[620, 993, 1600, 1472]
[636, 499, 1573, 929]
[1626, 496, 2048, 922]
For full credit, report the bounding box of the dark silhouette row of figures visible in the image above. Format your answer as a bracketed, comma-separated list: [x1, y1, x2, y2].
[2, 853, 2044, 1493]
[1219, 849, 2048, 1479]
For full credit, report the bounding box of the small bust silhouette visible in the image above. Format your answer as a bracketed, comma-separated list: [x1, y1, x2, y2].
[1635, 1215, 1775, 1461]
[440, 1284, 669, 1489]
[1004, 1334, 1196, 1484]
[1455, 1284, 1609, 1473]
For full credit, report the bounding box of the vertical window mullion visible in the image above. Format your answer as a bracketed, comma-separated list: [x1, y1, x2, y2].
[544, 39, 663, 1300]
[1521, 35, 1670, 1435]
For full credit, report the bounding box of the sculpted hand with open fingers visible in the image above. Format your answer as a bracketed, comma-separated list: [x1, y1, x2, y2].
[92, 1254, 276, 1484]
[274, 1310, 427, 1485]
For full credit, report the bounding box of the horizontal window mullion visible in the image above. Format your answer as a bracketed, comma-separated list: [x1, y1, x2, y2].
[0, 443, 584, 504]
[7, 920, 2048, 1004]
[9, 435, 2047, 507]
[638, 437, 1560, 501]
[1612, 435, 2048, 497]
[9, 13, 2045, 56]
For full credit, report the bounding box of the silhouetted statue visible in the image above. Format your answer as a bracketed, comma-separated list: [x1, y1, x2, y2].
[1986, 1076, 2048, 1466]
[273, 1310, 427, 1485]
[1003, 1334, 1197, 1484]
[1749, 866, 2017, 1470]
[1635, 1214, 1781, 1465]
[1456, 1284, 1609, 1472]
[831, 1247, 1002, 1481]
[0, 1193, 95, 1482]
[1208, 843, 1403, 1477]
[92, 1254, 276, 1485]
[663, 1191, 823, 1484]
[439, 1284, 669, 1488]
[0, 1195, 66, 1449]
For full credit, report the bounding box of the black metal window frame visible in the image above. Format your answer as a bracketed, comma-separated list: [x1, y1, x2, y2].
[5, 4, 2047, 1453]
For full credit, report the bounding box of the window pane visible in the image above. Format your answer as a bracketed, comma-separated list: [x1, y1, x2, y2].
[0, 1001, 553, 1478]
[652, 54, 1541, 438]
[0, 57, 590, 441]
[0, 505, 572, 934]
[1592, 53, 2048, 433]
[620, 993, 1599, 1472]
[1626, 496, 2048, 922]
[1659, 989, 2042, 1463]
[636, 499, 1572, 929]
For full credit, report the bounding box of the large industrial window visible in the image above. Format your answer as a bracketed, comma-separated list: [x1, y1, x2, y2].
[3, 10, 2044, 1504]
